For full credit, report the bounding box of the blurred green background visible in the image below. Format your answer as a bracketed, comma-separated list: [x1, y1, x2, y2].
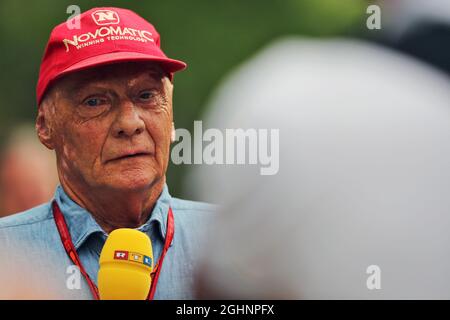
[0, 0, 367, 197]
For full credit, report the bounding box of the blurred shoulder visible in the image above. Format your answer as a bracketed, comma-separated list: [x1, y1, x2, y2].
[169, 197, 217, 246]
[170, 197, 217, 215]
[0, 202, 53, 231]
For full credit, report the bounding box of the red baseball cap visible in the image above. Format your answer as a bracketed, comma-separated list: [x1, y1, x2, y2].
[36, 7, 187, 105]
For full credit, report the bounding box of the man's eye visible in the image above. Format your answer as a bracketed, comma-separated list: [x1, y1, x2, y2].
[84, 97, 106, 107]
[139, 91, 155, 101]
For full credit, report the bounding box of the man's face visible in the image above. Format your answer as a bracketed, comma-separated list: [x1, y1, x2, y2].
[42, 62, 174, 192]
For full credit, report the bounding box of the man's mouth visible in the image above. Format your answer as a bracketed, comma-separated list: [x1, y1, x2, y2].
[107, 152, 152, 163]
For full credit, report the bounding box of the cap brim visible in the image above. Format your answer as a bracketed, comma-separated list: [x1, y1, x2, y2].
[62, 51, 187, 76]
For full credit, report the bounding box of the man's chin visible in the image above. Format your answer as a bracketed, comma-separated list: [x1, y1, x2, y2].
[102, 174, 160, 193]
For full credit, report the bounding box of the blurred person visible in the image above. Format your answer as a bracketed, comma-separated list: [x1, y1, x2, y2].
[190, 36, 450, 299]
[0, 124, 58, 217]
[0, 7, 214, 299]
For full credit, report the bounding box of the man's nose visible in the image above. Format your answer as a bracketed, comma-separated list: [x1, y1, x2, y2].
[112, 101, 145, 138]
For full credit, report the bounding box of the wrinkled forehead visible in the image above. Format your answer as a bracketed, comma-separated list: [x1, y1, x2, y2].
[52, 61, 167, 97]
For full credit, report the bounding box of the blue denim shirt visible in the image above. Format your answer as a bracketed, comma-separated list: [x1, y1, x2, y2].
[0, 184, 215, 299]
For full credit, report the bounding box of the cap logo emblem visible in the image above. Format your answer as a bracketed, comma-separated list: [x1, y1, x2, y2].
[91, 9, 120, 26]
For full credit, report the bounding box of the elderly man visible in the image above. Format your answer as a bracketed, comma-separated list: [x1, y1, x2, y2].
[0, 7, 214, 299]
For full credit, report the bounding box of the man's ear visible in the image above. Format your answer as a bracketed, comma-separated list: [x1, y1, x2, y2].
[35, 105, 55, 150]
[170, 121, 176, 143]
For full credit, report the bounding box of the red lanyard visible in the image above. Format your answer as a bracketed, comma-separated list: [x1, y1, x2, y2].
[52, 200, 174, 300]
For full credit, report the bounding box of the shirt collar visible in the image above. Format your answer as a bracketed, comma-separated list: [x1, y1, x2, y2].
[53, 184, 173, 250]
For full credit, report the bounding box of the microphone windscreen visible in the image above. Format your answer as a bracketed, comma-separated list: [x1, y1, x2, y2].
[98, 228, 153, 300]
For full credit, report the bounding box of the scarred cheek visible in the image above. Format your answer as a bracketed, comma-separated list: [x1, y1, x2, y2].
[57, 140, 79, 184]
[60, 123, 100, 165]
[59, 136, 79, 169]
